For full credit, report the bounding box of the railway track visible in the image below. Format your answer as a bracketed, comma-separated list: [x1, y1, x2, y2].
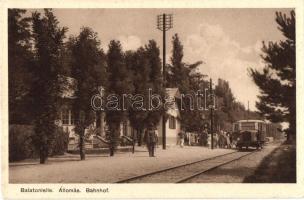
[116, 150, 257, 183]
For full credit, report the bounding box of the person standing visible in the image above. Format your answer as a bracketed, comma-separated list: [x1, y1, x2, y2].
[144, 123, 157, 157]
[198, 132, 203, 146]
[226, 131, 231, 149]
[214, 132, 219, 148]
[256, 131, 261, 149]
[178, 130, 185, 148]
[202, 128, 208, 146]
[176, 132, 181, 145]
[155, 129, 159, 148]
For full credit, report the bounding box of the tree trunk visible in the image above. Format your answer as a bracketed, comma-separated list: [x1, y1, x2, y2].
[39, 148, 46, 164]
[288, 124, 296, 143]
[138, 129, 143, 146]
[287, 107, 296, 143]
[96, 111, 101, 129]
[109, 123, 120, 156]
[109, 146, 114, 156]
[132, 128, 135, 154]
[287, 132, 290, 141]
[39, 140, 48, 164]
[79, 129, 86, 160]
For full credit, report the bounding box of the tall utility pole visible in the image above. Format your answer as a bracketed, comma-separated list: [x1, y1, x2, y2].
[209, 78, 214, 150]
[157, 14, 173, 149]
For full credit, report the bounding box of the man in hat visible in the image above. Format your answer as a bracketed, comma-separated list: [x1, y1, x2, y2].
[144, 122, 158, 157]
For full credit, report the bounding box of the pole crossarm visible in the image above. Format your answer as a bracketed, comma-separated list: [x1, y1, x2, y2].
[157, 14, 173, 31]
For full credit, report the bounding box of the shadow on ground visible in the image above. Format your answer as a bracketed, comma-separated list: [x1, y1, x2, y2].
[243, 142, 296, 183]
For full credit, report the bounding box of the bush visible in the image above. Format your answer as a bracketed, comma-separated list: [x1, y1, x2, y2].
[50, 127, 69, 156]
[9, 125, 37, 161]
[9, 124, 70, 161]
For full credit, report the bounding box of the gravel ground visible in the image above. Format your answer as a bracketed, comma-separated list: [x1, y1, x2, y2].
[9, 146, 235, 183]
[185, 142, 280, 183]
[125, 151, 252, 183]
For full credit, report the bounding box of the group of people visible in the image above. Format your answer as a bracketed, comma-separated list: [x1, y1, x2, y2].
[212, 130, 234, 149]
[143, 123, 236, 157]
[184, 129, 209, 147]
[180, 129, 236, 149]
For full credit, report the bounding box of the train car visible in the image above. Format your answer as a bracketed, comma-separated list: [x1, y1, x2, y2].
[232, 120, 267, 150]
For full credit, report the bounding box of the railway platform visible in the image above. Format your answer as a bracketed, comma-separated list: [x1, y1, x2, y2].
[9, 145, 236, 183]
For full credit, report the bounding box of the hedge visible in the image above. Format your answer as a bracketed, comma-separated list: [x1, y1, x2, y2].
[9, 124, 69, 162]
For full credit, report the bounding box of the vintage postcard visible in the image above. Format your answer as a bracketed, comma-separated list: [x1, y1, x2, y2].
[1, 0, 303, 199]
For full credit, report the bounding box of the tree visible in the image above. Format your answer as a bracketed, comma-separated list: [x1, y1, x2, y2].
[214, 79, 262, 131]
[70, 27, 107, 160]
[106, 40, 133, 156]
[215, 79, 234, 113]
[31, 9, 67, 163]
[125, 48, 150, 146]
[249, 10, 295, 140]
[167, 34, 191, 91]
[8, 9, 34, 124]
[144, 40, 166, 132]
[167, 34, 205, 132]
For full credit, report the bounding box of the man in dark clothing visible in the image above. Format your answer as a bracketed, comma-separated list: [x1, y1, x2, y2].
[256, 131, 261, 149]
[144, 123, 157, 157]
[202, 129, 208, 146]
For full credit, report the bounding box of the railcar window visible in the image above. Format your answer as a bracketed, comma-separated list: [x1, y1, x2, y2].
[240, 122, 255, 131]
[234, 123, 239, 131]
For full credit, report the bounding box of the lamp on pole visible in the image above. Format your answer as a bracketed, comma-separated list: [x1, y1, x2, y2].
[157, 13, 173, 150]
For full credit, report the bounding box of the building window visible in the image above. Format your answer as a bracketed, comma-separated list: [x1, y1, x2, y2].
[169, 116, 176, 129]
[61, 109, 69, 125]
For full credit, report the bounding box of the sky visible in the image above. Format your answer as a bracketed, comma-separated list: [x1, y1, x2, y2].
[27, 8, 292, 111]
